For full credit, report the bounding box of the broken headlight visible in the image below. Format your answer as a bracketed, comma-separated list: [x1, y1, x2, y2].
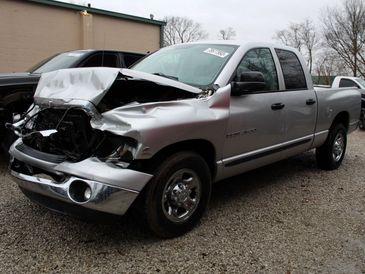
[96, 135, 138, 168]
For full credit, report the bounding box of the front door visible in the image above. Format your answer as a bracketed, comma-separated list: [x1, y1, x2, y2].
[222, 48, 286, 174]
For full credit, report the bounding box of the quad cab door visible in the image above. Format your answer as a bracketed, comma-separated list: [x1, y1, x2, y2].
[274, 49, 316, 156]
[222, 47, 286, 177]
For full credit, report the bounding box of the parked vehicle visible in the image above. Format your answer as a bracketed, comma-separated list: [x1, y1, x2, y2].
[0, 49, 145, 151]
[8, 42, 361, 238]
[330, 76, 365, 129]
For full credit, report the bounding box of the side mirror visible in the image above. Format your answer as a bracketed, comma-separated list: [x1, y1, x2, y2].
[231, 71, 266, 96]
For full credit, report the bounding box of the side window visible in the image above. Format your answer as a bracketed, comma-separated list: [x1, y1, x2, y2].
[80, 53, 118, 68]
[339, 79, 359, 88]
[275, 49, 307, 90]
[235, 48, 278, 91]
[124, 54, 144, 67]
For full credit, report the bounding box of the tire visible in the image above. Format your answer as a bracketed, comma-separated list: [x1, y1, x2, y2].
[137, 151, 212, 238]
[316, 123, 347, 170]
[1, 128, 17, 154]
[359, 110, 365, 130]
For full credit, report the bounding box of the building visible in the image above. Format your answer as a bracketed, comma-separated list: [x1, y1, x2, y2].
[0, 0, 165, 72]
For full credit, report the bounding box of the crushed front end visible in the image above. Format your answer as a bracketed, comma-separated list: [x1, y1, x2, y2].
[7, 66, 224, 219]
[8, 100, 152, 216]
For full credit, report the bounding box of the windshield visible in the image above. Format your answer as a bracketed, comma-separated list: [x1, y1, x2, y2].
[132, 44, 238, 87]
[29, 51, 87, 73]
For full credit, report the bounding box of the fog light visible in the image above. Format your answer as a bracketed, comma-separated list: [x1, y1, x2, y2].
[84, 186, 92, 200]
[69, 180, 92, 203]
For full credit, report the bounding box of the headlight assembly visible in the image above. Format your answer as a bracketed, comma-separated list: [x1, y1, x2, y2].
[96, 134, 138, 168]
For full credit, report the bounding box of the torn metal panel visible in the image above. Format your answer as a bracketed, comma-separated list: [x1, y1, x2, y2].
[119, 69, 202, 94]
[91, 84, 232, 160]
[34, 67, 120, 105]
[34, 68, 202, 107]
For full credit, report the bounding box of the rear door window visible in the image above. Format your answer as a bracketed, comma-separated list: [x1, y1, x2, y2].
[339, 79, 359, 88]
[275, 49, 307, 90]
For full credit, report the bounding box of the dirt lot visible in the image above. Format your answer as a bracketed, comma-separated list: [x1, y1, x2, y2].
[0, 131, 364, 273]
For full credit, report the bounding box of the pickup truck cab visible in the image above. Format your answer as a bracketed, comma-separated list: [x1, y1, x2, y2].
[331, 76, 365, 90]
[331, 76, 365, 129]
[8, 41, 361, 237]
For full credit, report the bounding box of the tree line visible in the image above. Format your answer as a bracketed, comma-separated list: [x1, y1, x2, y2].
[162, 0, 365, 80]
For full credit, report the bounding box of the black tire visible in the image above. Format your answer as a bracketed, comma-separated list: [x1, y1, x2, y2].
[359, 111, 365, 130]
[316, 123, 347, 170]
[137, 151, 211, 238]
[1, 128, 17, 155]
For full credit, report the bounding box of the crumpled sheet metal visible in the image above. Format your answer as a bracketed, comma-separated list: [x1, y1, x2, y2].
[33, 66, 231, 160]
[34, 67, 120, 105]
[91, 85, 232, 159]
[34, 68, 202, 106]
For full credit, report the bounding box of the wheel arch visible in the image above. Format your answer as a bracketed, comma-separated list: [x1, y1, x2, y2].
[145, 139, 217, 180]
[330, 111, 349, 131]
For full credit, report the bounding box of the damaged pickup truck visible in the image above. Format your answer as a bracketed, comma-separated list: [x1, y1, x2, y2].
[8, 42, 361, 238]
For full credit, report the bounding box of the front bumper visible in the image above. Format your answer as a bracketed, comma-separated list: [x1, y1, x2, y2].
[9, 139, 153, 216]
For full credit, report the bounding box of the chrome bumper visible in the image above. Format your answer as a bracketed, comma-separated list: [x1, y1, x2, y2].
[9, 140, 153, 216]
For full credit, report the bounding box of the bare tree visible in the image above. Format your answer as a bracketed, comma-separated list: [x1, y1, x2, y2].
[298, 19, 319, 74]
[163, 16, 208, 46]
[322, 0, 365, 77]
[274, 19, 319, 73]
[219, 27, 236, 40]
[314, 48, 349, 84]
[274, 23, 303, 52]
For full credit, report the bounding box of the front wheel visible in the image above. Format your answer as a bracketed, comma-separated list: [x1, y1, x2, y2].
[316, 123, 347, 170]
[137, 151, 212, 238]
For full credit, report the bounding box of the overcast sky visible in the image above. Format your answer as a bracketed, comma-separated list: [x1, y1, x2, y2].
[60, 0, 343, 42]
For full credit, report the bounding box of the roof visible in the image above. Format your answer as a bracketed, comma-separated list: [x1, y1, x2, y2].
[25, 0, 166, 26]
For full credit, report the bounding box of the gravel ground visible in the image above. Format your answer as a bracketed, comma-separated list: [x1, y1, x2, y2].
[0, 131, 364, 274]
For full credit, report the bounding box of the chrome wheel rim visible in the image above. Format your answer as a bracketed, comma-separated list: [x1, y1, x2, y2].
[332, 132, 345, 162]
[162, 169, 201, 223]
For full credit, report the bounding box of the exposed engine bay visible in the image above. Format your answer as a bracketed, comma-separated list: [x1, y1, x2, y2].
[14, 74, 203, 163]
[21, 108, 103, 161]
[97, 78, 198, 112]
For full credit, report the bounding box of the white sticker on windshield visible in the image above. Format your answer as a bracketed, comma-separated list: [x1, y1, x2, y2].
[204, 48, 229, 58]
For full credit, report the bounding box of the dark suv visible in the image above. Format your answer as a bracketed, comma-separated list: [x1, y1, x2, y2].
[0, 49, 145, 151]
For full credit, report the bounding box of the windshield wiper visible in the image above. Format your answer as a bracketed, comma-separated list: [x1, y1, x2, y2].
[152, 72, 179, 81]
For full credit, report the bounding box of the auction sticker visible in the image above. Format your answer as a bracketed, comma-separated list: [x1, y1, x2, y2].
[204, 48, 229, 58]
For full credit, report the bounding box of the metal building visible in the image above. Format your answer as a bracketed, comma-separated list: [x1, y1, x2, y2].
[0, 0, 165, 72]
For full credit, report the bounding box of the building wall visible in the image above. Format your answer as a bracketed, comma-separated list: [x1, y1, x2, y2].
[92, 15, 160, 52]
[0, 0, 161, 72]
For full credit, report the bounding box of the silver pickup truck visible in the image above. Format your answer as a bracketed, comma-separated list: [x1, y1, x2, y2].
[8, 41, 360, 238]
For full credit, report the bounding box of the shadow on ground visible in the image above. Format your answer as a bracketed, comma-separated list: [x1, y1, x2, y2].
[1, 150, 319, 246]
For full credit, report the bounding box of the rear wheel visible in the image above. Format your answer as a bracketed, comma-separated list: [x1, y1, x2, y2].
[359, 110, 365, 130]
[316, 123, 347, 170]
[137, 151, 211, 238]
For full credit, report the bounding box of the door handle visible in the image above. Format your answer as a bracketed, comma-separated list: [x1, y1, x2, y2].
[271, 103, 285, 110]
[306, 98, 316, 105]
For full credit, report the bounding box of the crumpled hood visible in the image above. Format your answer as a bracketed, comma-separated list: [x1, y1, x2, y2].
[34, 68, 120, 104]
[34, 67, 201, 105]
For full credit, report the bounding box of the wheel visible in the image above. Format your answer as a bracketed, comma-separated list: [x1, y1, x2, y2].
[316, 123, 347, 170]
[359, 110, 365, 130]
[1, 128, 17, 154]
[137, 151, 211, 238]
